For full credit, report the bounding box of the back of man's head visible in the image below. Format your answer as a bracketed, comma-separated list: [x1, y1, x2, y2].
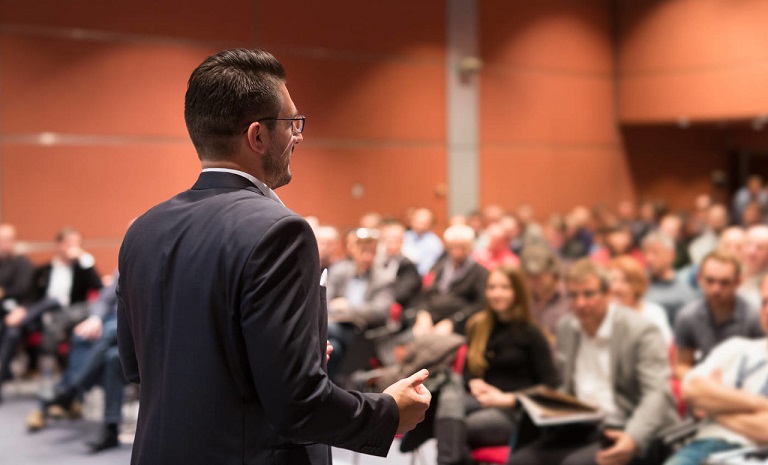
[184, 48, 286, 161]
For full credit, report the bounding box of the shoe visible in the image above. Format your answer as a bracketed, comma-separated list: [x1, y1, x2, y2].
[47, 400, 82, 419]
[86, 424, 119, 453]
[26, 408, 46, 432]
[46, 387, 81, 419]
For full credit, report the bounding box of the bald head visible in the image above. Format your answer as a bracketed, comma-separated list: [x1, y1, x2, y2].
[0, 224, 17, 258]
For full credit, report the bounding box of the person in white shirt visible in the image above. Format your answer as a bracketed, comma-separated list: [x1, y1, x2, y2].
[663, 274, 768, 465]
[507, 259, 678, 465]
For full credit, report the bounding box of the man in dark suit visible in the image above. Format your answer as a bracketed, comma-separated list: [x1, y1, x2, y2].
[410, 224, 489, 336]
[117, 48, 430, 465]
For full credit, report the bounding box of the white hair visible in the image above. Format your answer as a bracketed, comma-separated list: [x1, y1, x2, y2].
[443, 224, 475, 243]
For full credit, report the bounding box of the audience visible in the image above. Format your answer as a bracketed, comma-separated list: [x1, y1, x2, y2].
[402, 207, 444, 276]
[673, 250, 764, 381]
[663, 274, 768, 465]
[5, 184, 768, 461]
[643, 231, 698, 326]
[430, 267, 559, 465]
[688, 203, 729, 266]
[0, 227, 102, 403]
[506, 259, 678, 465]
[519, 244, 568, 345]
[607, 255, 673, 346]
[0, 224, 34, 314]
[325, 227, 395, 381]
[472, 222, 519, 271]
[737, 224, 768, 309]
[314, 224, 343, 272]
[374, 222, 422, 311]
[732, 174, 768, 225]
[410, 225, 488, 336]
[28, 271, 127, 452]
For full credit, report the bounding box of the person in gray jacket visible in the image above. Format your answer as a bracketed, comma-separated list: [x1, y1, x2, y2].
[507, 259, 679, 465]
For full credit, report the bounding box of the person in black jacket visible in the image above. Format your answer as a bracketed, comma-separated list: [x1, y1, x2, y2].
[410, 224, 489, 336]
[116, 48, 430, 465]
[402, 266, 559, 465]
[0, 226, 102, 402]
[0, 224, 34, 312]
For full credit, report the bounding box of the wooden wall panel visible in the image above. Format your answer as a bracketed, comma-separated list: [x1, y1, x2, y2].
[279, 145, 446, 230]
[257, 0, 445, 59]
[0, 35, 213, 136]
[480, 146, 633, 215]
[481, 0, 612, 73]
[481, 71, 616, 145]
[621, 125, 729, 210]
[619, 0, 768, 122]
[280, 55, 445, 142]
[0, 143, 199, 240]
[0, 0, 256, 43]
[478, 0, 626, 217]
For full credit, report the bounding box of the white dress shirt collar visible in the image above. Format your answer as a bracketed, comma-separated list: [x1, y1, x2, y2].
[202, 168, 284, 206]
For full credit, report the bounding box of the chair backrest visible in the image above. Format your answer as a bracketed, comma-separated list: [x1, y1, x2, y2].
[470, 445, 510, 464]
[451, 343, 468, 374]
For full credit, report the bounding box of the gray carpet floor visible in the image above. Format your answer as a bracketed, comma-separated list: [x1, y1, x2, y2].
[0, 379, 434, 465]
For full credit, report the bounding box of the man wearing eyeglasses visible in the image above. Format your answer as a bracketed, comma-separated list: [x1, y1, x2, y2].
[673, 250, 764, 381]
[507, 258, 677, 465]
[116, 48, 430, 465]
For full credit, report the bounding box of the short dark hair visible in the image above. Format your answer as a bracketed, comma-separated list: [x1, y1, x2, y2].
[184, 48, 286, 160]
[55, 226, 80, 243]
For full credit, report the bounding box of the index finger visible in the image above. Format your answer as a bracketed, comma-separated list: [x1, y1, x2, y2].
[406, 369, 429, 386]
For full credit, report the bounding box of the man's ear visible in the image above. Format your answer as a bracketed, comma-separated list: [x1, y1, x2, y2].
[245, 122, 267, 155]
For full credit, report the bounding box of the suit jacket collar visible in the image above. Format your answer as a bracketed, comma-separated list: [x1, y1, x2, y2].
[191, 171, 265, 196]
[562, 303, 624, 393]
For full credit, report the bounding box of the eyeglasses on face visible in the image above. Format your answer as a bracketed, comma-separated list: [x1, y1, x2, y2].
[701, 276, 736, 287]
[566, 289, 602, 301]
[257, 114, 306, 135]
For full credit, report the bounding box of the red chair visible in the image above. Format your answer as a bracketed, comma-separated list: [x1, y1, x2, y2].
[471, 445, 510, 464]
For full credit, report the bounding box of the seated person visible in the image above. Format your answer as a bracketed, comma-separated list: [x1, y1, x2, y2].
[400, 266, 559, 465]
[325, 228, 394, 381]
[0, 227, 102, 400]
[410, 224, 489, 336]
[472, 223, 519, 271]
[374, 221, 422, 311]
[643, 231, 698, 326]
[663, 274, 768, 465]
[402, 207, 444, 276]
[507, 259, 678, 465]
[674, 250, 764, 381]
[520, 245, 568, 346]
[0, 223, 34, 312]
[607, 255, 673, 346]
[590, 225, 645, 267]
[26, 271, 128, 453]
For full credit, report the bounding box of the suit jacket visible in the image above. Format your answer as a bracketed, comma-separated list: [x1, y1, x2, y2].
[21, 257, 102, 322]
[374, 253, 421, 310]
[117, 172, 399, 465]
[556, 304, 679, 453]
[412, 257, 488, 331]
[325, 259, 394, 329]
